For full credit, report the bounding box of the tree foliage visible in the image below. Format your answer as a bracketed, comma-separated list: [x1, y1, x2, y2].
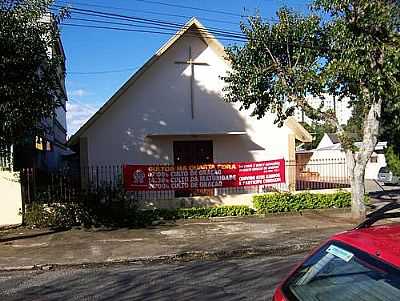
[223, 0, 400, 220]
[385, 145, 400, 176]
[223, 9, 325, 125]
[380, 103, 400, 151]
[0, 0, 67, 156]
[224, 1, 399, 131]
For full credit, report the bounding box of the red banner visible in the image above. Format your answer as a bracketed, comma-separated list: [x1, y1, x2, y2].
[123, 159, 285, 191]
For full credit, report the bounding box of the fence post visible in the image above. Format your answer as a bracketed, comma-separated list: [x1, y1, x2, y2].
[20, 169, 26, 225]
[288, 160, 296, 192]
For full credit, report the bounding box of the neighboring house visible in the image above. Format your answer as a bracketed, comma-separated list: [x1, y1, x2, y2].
[317, 133, 341, 149]
[298, 133, 387, 180]
[13, 15, 68, 171]
[68, 18, 312, 189]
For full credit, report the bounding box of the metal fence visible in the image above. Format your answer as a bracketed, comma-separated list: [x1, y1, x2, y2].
[0, 148, 13, 171]
[20, 159, 350, 204]
[294, 158, 350, 191]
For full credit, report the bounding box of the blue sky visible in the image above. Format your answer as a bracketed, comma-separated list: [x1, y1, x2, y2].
[57, 0, 311, 136]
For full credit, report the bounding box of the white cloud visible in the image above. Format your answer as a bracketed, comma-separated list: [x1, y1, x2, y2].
[66, 101, 99, 137]
[69, 89, 89, 97]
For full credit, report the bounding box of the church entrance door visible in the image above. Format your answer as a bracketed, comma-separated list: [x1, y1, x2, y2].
[173, 140, 213, 165]
[173, 140, 213, 197]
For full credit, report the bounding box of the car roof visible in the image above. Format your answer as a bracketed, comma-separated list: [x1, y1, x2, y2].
[331, 223, 400, 268]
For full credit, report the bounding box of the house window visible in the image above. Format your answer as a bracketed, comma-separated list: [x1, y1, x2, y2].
[370, 156, 378, 163]
[35, 136, 44, 151]
[35, 136, 53, 152]
[46, 141, 53, 152]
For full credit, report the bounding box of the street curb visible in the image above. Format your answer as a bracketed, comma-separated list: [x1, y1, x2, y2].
[0, 242, 317, 272]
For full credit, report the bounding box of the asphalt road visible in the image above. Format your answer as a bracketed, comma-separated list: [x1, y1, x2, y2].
[365, 180, 400, 195]
[0, 254, 305, 301]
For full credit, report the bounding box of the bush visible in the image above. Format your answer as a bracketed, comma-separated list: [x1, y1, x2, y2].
[253, 192, 352, 214]
[133, 205, 255, 225]
[174, 205, 255, 219]
[24, 203, 84, 229]
[24, 203, 255, 229]
[385, 145, 400, 176]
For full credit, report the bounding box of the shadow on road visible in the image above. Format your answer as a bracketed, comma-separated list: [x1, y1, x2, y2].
[0, 228, 68, 244]
[0, 255, 304, 300]
[369, 189, 400, 203]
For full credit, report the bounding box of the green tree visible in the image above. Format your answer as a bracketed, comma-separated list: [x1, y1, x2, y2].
[223, 1, 400, 220]
[0, 0, 67, 162]
[380, 102, 400, 150]
[385, 146, 400, 176]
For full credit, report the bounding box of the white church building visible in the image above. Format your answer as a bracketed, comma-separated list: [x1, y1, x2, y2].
[68, 18, 312, 189]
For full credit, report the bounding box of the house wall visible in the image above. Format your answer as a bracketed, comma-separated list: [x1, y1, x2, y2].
[0, 171, 22, 226]
[55, 105, 67, 132]
[366, 152, 386, 179]
[80, 32, 293, 169]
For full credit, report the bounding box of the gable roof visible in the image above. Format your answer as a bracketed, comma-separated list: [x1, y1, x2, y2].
[326, 133, 340, 144]
[68, 17, 225, 146]
[68, 17, 312, 146]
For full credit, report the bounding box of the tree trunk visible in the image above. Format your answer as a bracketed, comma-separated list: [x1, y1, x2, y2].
[350, 164, 366, 220]
[344, 98, 383, 221]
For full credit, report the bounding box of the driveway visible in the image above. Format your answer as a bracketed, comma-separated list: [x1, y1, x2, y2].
[0, 211, 354, 270]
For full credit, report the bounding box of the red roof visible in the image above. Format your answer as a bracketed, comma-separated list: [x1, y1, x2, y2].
[332, 223, 400, 267]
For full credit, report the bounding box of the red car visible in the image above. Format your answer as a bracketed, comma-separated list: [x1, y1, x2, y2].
[273, 202, 400, 301]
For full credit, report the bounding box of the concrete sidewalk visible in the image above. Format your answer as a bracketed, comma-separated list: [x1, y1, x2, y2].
[0, 210, 356, 271]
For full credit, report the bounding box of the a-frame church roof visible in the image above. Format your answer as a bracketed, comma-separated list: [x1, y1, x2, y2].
[68, 18, 224, 146]
[68, 17, 311, 146]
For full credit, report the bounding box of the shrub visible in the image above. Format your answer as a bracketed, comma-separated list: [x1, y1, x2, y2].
[253, 192, 352, 214]
[133, 205, 255, 224]
[24, 203, 83, 229]
[174, 205, 255, 219]
[24, 203, 51, 228]
[385, 145, 400, 176]
[24, 203, 255, 229]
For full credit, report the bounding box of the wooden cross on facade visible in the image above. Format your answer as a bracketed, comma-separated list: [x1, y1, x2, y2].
[175, 46, 209, 119]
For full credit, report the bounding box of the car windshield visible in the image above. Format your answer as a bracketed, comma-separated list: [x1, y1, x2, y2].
[282, 241, 400, 301]
[379, 167, 390, 173]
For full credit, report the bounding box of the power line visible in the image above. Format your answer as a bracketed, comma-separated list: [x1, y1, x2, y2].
[63, 14, 246, 40]
[131, 0, 246, 18]
[66, 11, 243, 37]
[52, 5, 250, 42]
[54, 4, 332, 52]
[56, 0, 240, 26]
[68, 66, 141, 75]
[60, 23, 246, 43]
[68, 98, 98, 111]
[68, 16, 189, 33]
[53, 5, 250, 38]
